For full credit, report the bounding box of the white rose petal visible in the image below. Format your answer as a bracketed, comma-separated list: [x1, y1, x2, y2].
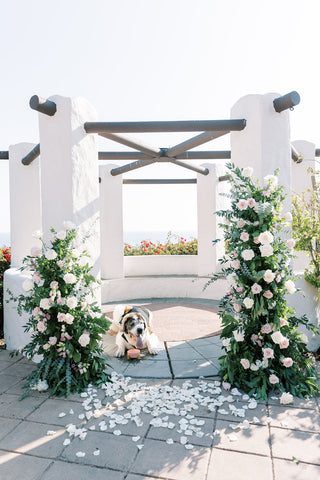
[137, 444, 144, 450]
[132, 436, 141, 442]
[113, 430, 122, 436]
[46, 430, 56, 436]
[58, 412, 66, 418]
[185, 444, 194, 450]
[45, 249, 57, 261]
[166, 438, 174, 444]
[76, 451, 86, 458]
[23, 279, 34, 292]
[63, 438, 71, 446]
[93, 449, 100, 456]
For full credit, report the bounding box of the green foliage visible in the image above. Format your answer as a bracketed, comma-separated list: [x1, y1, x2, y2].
[292, 180, 320, 288]
[124, 232, 197, 256]
[206, 163, 319, 401]
[8, 223, 110, 398]
[0, 246, 11, 334]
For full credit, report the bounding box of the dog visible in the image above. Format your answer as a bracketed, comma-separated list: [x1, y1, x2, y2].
[103, 305, 159, 358]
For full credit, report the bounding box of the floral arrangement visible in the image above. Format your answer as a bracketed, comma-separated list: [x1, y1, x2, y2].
[0, 246, 11, 338]
[292, 175, 320, 288]
[206, 163, 319, 401]
[9, 222, 110, 398]
[124, 232, 197, 256]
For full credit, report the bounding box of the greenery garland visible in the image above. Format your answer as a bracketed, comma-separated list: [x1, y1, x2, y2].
[9, 222, 110, 398]
[206, 163, 319, 401]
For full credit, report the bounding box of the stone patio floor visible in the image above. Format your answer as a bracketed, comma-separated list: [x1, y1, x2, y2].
[0, 299, 320, 480]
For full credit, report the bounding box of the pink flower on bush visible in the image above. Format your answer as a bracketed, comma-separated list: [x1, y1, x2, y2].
[261, 323, 273, 334]
[280, 318, 288, 327]
[263, 290, 273, 299]
[240, 358, 250, 369]
[248, 198, 256, 208]
[263, 347, 274, 359]
[282, 357, 293, 368]
[234, 303, 242, 313]
[251, 283, 262, 294]
[231, 259, 240, 269]
[286, 238, 296, 249]
[279, 337, 290, 349]
[237, 219, 246, 228]
[237, 199, 249, 211]
[49, 336, 57, 345]
[275, 275, 282, 283]
[37, 321, 47, 333]
[33, 307, 41, 316]
[269, 374, 279, 384]
[236, 286, 243, 293]
[240, 232, 249, 242]
[253, 236, 260, 244]
[57, 312, 66, 322]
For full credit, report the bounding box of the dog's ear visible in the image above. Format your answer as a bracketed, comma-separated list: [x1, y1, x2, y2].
[124, 305, 133, 315]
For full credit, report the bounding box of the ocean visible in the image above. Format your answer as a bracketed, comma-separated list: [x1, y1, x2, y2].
[0, 230, 197, 248]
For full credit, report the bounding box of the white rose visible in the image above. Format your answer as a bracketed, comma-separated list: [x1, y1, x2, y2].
[241, 249, 254, 261]
[250, 363, 259, 371]
[79, 332, 90, 347]
[280, 392, 293, 405]
[242, 167, 253, 177]
[66, 297, 78, 309]
[300, 333, 308, 344]
[45, 249, 57, 261]
[32, 230, 42, 239]
[63, 221, 76, 230]
[63, 273, 77, 284]
[23, 278, 34, 292]
[40, 298, 50, 310]
[233, 330, 244, 342]
[263, 174, 278, 188]
[285, 280, 296, 294]
[243, 297, 254, 309]
[258, 231, 274, 245]
[271, 331, 283, 344]
[65, 313, 74, 325]
[226, 273, 237, 286]
[57, 230, 66, 240]
[284, 212, 293, 221]
[259, 244, 274, 257]
[263, 269, 275, 283]
[261, 358, 268, 369]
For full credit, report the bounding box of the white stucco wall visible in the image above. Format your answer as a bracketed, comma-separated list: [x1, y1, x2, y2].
[124, 255, 198, 277]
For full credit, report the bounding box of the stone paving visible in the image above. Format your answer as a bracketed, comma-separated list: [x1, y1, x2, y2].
[0, 300, 320, 480]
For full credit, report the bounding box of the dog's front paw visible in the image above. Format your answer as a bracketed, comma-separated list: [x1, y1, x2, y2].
[147, 346, 158, 355]
[115, 348, 126, 358]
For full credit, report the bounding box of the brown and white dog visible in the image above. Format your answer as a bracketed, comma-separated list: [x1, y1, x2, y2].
[103, 305, 159, 358]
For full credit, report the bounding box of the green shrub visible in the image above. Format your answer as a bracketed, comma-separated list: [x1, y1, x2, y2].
[124, 232, 198, 256]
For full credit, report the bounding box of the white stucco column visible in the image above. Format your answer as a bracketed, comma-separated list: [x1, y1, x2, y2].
[197, 162, 226, 276]
[99, 164, 124, 279]
[231, 93, 292, 213]
[38, 96, 100, 279]
[8, 143, 42, 267]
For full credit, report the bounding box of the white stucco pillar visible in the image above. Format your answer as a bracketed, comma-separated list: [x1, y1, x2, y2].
[8, 143, 42, 267]
[38, 96, 100, 279]
[99, 164, 124, 279]
[197, 162, 226, 276]
[4, 142, 42, 351]
[231, 93, 292, 213]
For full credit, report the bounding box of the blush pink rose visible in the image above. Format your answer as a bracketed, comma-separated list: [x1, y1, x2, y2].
[279, 337, 290, 349]
[261, 323, 273, 334]
[269, 374, 279, 384]
[282, 357, 293, 368]
[276, 275, 282, 283]
[263, 290, 273, 299]
[57, 312, 66, 322]
[248, 198, 256, 208]
[231, 259, 241, 269]
[234, 304, 242, 313]
[49, 336, 57, 345]
[263, 347, 274, 359]
[240, 358, 250, 369]
[251, 283, 262, 294]
[253, 236, 260, 244]
[237, 199, 249, 211]
[237, 219, 246, 228]
[37, 321, 47, 333]
[286, 238, 296, 249]
[236, 286, 243, 293]
[280, 318, 288, 327]
[240, 232, 249, 242]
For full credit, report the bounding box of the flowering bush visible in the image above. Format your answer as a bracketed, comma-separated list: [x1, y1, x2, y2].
[0, 246, 11, 338]
[124, 232, 197, 256]
[9, 223, 110, 398]
[206, 163, 319, 400]
[292, 177, 320, 288]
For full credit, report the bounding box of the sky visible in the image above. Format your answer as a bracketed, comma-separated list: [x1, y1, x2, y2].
[1, 0, 319, 240]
